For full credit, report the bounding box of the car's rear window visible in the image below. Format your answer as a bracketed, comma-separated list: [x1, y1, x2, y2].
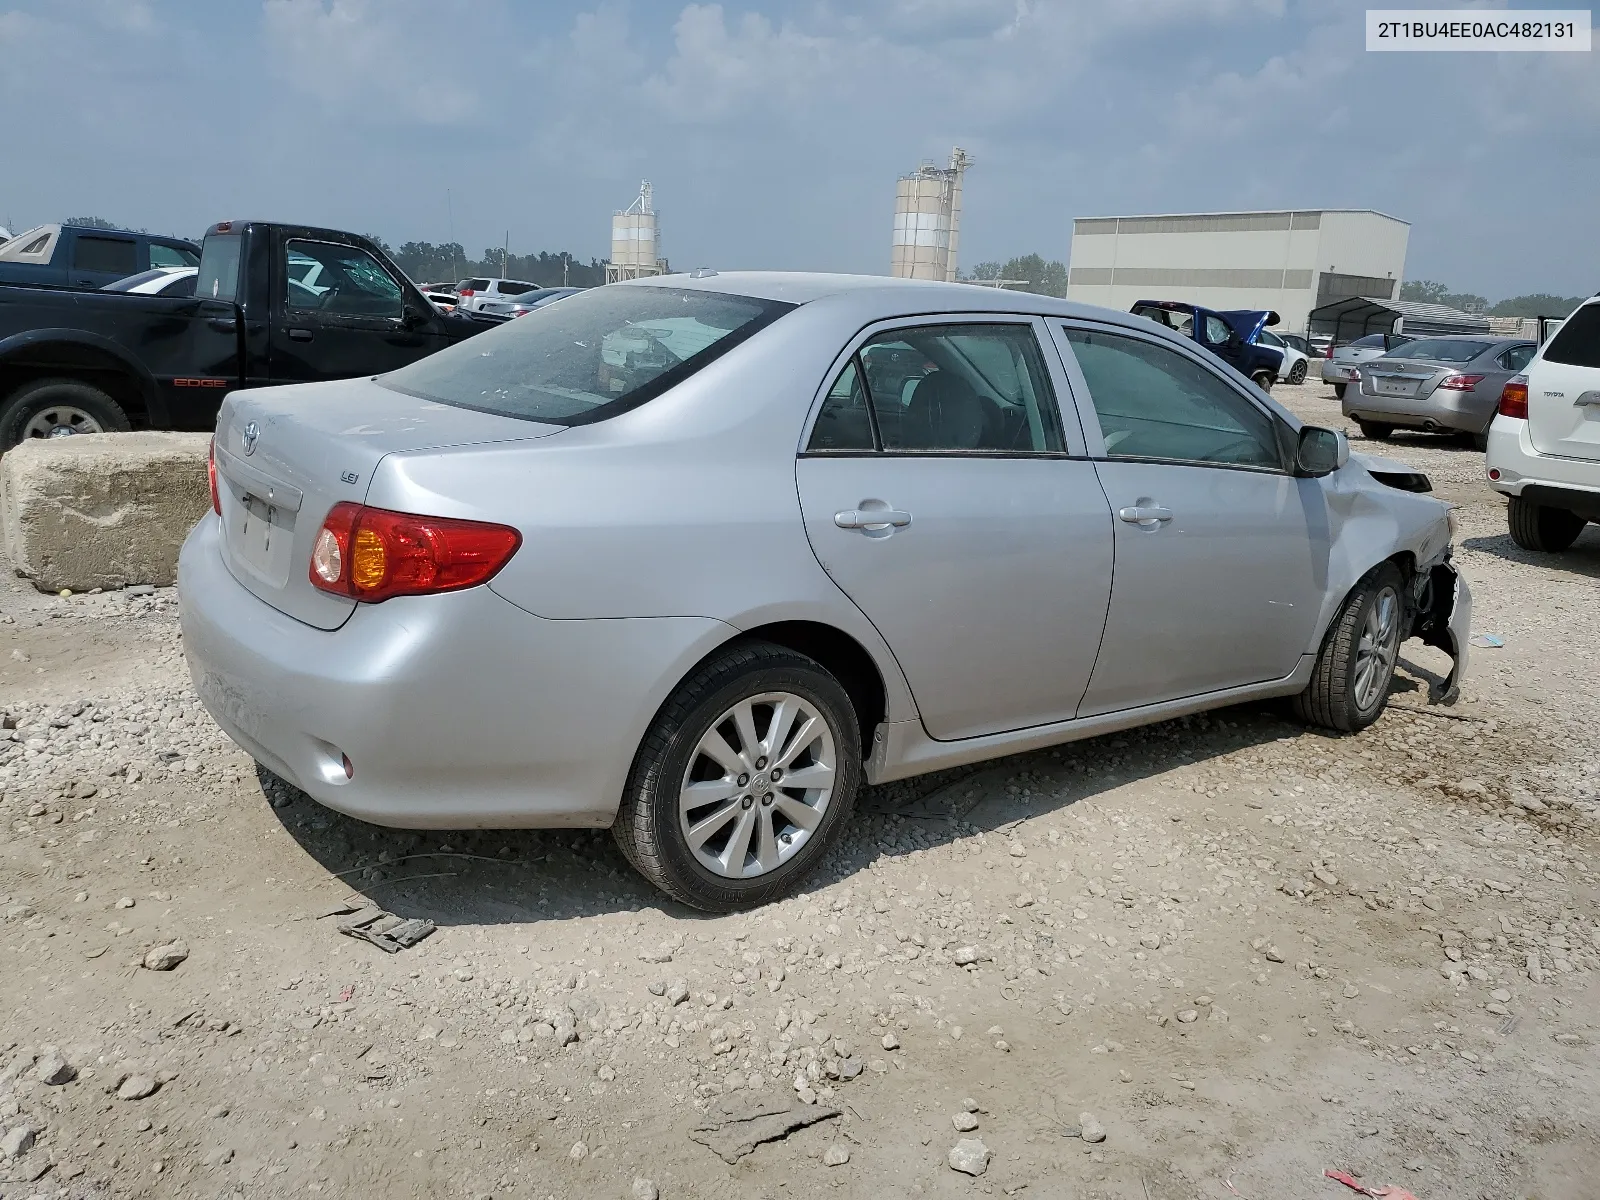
[381, 285, 795, 426]
[1385, 338, 1491, 363]
[497, 280, 536, 293]
[1543, 303, 1600, 369]
[1349, 334, 1387, 348]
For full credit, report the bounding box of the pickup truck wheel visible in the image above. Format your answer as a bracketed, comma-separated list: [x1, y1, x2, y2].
[1507, 495, 1585, 553]
[0, 379, 131, 452]
[1292, 563, 1405, 734]
[1251, 370, 1275, 392]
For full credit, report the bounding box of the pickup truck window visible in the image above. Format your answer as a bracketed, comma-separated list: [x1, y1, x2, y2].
[196, 234, 241, 301]
[284, 240, 402, 320]
[72, 236, 138, 276]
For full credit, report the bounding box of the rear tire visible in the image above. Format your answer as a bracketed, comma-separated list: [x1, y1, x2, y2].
[1333, 383, 1347, 399]
[1288, 360, 1308, 385]
[1251, 370, 1275, 392]
[1357, 420, 1393, 441]
[613, 641, 862, 912]
[1507, 495, 1585, 552]
[0, 378, 131, 452]
[1293, 563, 1405, 733]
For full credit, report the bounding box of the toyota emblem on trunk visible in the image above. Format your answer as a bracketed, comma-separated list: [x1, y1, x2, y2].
[241, 421, 259, 456]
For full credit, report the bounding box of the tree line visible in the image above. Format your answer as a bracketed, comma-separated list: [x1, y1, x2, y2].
[368, 239, 608, 289]
[1400, 279, 1588, 319]
[966, 254, 1069, 296]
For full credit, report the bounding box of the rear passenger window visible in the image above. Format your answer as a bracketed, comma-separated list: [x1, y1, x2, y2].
[1065, 327, 1282, 469]
[807, 359, 875, 451]
[72, 235, 138, 276]
[861, 323, 1065, 454]
[1498, 344, 1535, 372]
[1543, 305, 1600, 369]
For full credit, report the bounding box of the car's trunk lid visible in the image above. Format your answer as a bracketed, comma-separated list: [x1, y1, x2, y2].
[213, 376, 561, 629]
[1362, 361, 1445, 399]
[1527, 301, 1600, 461]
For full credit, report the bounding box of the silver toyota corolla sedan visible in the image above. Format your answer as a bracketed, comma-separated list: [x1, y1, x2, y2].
[179, 274, 1471, 911]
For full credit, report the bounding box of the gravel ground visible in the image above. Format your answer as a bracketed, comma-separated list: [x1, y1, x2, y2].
[1, 378, 1597, 1200]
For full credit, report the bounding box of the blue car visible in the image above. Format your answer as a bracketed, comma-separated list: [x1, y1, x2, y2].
[1131, 300, 1285, 391]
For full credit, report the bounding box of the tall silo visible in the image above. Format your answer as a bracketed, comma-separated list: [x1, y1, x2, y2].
[606, 181, 665, 283]
[891, 147, 972, 282]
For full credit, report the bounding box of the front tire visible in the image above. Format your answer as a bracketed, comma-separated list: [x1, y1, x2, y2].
[0, 377, 131, 452]
[1507, 495, 1585, 552]
[1288, 360, 1308, 385]
[1293, 563, 1405, 733]
[613, 642, 862, 912]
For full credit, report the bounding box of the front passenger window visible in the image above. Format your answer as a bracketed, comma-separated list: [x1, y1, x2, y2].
[1064, 327, 1282, 469]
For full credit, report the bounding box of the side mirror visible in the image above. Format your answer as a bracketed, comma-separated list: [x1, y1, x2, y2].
[1297, 425, 1349, 477]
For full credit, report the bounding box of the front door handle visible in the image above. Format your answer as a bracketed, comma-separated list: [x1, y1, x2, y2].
[834, 508, 911, 530]
[1117, 505, 1173, 526]
[208, 317, 238, 333]
[285, 327, 314, 342]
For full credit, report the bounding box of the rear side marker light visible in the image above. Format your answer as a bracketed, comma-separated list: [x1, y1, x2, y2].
[1488, 468, 1501, 481]
[309, 502, 521, 603]
[1498, 375, 1529, 420]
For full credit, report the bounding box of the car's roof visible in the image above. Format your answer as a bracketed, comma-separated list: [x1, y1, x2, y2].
[612, 270, 1115, 318]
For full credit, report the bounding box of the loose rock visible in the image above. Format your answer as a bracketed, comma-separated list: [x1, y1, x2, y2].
[822, 1142, 850, 1166]
[948, 1138, 991, 1176]
[1079, 1112, 1106, 1143]
[117, 1074, 160, 1100]
[142, 940, 189, 971]
[35, 1049, 75, 1085]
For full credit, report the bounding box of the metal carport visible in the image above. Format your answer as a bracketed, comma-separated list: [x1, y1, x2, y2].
[1308, 296, 1491, 344]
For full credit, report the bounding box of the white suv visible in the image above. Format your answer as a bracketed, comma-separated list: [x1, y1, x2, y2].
[453, 277, 538, 313]
[1485, 296, 1600, 552]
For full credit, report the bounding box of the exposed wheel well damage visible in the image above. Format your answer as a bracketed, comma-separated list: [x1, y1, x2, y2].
[733, 621, 887, 751]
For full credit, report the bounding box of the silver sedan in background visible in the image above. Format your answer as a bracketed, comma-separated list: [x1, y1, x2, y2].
[1344, 336, 1537, 448]
[179, 275, 1470, 911]
[1321, 332, 1416, 397]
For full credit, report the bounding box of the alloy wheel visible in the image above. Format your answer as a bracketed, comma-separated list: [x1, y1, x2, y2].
[23, 405, 105, 439]
[678, 691, 837, 879]
[1353, 586, 1400, 710]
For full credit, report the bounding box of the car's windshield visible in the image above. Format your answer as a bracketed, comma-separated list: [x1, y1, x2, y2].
[381, 285, 794, 425]
[1385, 339, 1491, 363]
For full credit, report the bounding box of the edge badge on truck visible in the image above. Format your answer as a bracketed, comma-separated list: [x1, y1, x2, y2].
[173, 377, 228, 388]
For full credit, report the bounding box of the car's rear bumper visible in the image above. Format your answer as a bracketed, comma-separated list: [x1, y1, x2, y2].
[1344, 387, 1492, 433]
[1321, 361, 1357, 383]
[178, 516, 732, 829]
[1485, 416, 1600, 519]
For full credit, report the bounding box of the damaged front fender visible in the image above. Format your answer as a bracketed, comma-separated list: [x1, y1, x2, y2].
[1414, 560, 1471, 704]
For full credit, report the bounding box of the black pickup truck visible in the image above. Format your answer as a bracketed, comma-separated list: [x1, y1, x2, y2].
[0, 221, 501, 450]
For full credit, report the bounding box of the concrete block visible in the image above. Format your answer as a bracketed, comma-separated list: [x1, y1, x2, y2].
[0, 432, 211, 591]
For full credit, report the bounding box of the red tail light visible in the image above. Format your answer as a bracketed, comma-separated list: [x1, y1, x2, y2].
[207, 436, 221, 515]
[1437, 373, 1486, 391]
[309, 502, 520, 603]
[457, 288, 475, 298]
[1324, 343, 1334, 358]
[1498, 375, 1529, 420]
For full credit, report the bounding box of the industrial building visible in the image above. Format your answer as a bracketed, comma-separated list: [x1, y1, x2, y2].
[890, 147, 972, 281]
[605, 181, 668, 283]
[1065, 209, 1410, 335]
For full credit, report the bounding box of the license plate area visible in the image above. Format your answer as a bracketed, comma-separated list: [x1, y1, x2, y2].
[1375, 378, 1416, 397]
[230, 491, 295, 587]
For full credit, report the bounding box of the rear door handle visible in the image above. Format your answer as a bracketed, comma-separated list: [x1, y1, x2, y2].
[285, 327, 314, 342]
[1118, 505, 1173, 526]
[835, 508, 911, 530]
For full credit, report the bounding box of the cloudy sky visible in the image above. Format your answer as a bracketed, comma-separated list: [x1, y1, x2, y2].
[2, 0, 1595, 299]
